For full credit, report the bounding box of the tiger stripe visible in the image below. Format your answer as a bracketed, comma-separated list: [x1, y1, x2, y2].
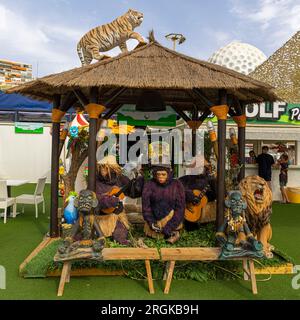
[77, 9, 144, 66]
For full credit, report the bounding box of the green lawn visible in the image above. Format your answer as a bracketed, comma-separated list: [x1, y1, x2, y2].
[0, 184, 300, 300]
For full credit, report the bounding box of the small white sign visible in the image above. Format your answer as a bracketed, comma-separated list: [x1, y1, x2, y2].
[0, 265, 6, 290]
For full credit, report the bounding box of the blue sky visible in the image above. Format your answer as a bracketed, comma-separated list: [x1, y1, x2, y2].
[1, 0, 299, 76]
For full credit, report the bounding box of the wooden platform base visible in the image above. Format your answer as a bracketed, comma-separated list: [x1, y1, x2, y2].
[161, 247, 258, 295]
[47, 268, 124, 277]
[255, 263, 294, 275]
[19, 238, 294, 297]
[19, 237, 60, 274]
[57, 248, 160, 297]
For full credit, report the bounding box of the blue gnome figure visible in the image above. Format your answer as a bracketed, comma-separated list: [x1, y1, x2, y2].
[64, 192, 78, 224]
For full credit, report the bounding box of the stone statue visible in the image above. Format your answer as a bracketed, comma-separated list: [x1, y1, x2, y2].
[216, 191, 264, 259]
[57, 190, 105, 260]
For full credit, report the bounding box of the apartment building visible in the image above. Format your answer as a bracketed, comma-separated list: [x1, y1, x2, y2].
[0, 59, 33, 89]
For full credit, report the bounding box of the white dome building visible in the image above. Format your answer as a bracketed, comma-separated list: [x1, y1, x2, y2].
[208, 41, 267, 75]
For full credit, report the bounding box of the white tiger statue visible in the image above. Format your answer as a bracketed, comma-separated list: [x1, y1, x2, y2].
[77, 9, 145, 66]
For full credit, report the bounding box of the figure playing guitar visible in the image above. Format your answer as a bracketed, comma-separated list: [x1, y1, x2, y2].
[184, 184, 210, 222]
[95, 155, 144, 244]
[179, 164, 217, 229]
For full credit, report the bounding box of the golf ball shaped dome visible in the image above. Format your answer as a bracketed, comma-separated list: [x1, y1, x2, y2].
[208, 41, 267, 75]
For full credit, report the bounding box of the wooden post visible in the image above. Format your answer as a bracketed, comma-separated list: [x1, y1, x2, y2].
[238, 125, 246, 181]
[242, 259, 250, 281]
[50, 96, 65, 238]
[164, 261, 175, 294]
[86, 88, 105, 191]
[236, 103, 246, 181]
[88, 87, 98, 192]
[87, 117, 98, 191]
[145, 260, 155, 294]
[187, 120, 201, 159]
[210, 90, 228, 230]
[192, 107, 198, 157]
[57, 261, 71, 297]
[163, 261, 170, 280]
[248, 259, 258, 294]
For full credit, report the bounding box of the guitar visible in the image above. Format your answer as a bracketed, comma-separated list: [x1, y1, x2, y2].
[101, 182, 132, 214]
[184, 184, 210, 223]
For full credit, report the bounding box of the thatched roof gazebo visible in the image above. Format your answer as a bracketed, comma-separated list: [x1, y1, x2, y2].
[250, 31, 300, 103]
[8, 39, 278, 237]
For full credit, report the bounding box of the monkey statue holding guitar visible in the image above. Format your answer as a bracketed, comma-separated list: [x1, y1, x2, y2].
[179, 162, 217, 230]
[95, 155, 144, 245]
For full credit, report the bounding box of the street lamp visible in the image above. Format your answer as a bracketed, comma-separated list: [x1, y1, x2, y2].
[165, 33, 186, 51]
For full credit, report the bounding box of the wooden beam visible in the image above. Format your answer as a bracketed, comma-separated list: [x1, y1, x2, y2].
[184, 90, 205, 108]
[74, 87, 126, 117]
[198, 108, 212, 123]
[50, 95, 61, 238]
[73, 89, 89, 107]
[103, 104, 123, 120]
[60, 93, 78, 112]
[171, 106, 191, 123]
[112, 96, 198, 106]
[102, 248, 160, 260]
[100, 88, 127, 119]
[192, 88, 214, 107]
[103, 87, 127, 107]
[216, 89, 227, 230]
[161, 247, 221, 261]
[231, 96, 243, 115]
[239, 89, 264, 103]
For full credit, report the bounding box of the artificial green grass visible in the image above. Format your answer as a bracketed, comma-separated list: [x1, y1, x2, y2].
[22, 227, 244, 282]
[22, 223, 293, 281]
[0, 184, 300, 300]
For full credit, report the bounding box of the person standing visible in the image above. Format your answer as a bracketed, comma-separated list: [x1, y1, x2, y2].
[256, 146, 275, 190]
[277, 153, 290, 203]
[248, 150, 257, 164]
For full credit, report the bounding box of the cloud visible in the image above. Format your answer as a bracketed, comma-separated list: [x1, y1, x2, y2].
[209, 30, 233, 46]
[230, 0, 300, 47]
[0, 3, 147, 76]
[0, 3, 82, 76]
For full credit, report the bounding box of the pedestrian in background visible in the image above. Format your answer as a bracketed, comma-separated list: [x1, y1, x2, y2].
[256, 146, 275, 190]
[277, 153, 290, 204]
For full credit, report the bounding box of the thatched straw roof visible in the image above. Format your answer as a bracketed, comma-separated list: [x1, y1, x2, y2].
[250, 31, 300, 103]
[8, 40, 278, 110]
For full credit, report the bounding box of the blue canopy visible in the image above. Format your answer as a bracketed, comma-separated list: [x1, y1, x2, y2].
[0, 90, 52, 111]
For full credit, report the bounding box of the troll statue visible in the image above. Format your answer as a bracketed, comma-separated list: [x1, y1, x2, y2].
[216, 191, 264, 260]
[57, 190, 105, 260]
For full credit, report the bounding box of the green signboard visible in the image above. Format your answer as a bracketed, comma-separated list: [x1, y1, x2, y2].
[15, 122, 44, 134]
[208, 102, 300, 125]
[117, 105, 177, 127]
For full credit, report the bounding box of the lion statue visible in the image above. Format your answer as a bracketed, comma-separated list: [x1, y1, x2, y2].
[239, 175, 273, 258]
